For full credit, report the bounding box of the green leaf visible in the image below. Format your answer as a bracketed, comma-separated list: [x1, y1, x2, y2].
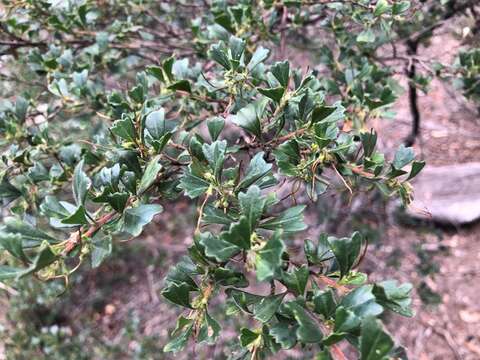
[179, 165, 211, 198]
[199, 232, 241, 262]
[207, 116, 225, 141]
[238, 185, 266, 231]
[15, 96, 28, 122]
[230, 99, 267, 138]
[164, 316, 194, 353]
[357, 29, 376, 43]
[209, 43, 231, 70]
[327, 232, 363, 279]
[0, 178, 21, 201]
[311, 105, 337, 124]
[261, 205, 307, 234]
[162, 282, 193, 308]
[0, 265, 23, 280]
[60, 205, 89, 225]
[273, 140, 300, 176]
[392, 144, 414, 170]
[138, 155, 162, 194]
[226, 289, 263, 314]
[240, 328, 261, 347]
[269, 321, 297, 349]
[229, 36, 245, 67]
[221, 216, 251, 250]
[165, 256, 198, 290]
[106, 192, 129, 212]
[17, 243, 57, 279]
[111, 115, 136, 142]
[281, 265, 309, 296]
[407, 160, 425, 180]
[360, 317, 394, 360]
[304, 234, 333, 265]
[121, 204, 163, 237]
[286, 301, 323, 343]
[271, 61, 290, 88]
[0, 232, 27, 262]
[73, 159, 91, 206]
[4, 218, 57, 247]
[90, 233, 112, 268]
[212, 267, 248, 287]
[392, 1, 410, 15]
[198, 312, 221, 344]
[145, 108, 171, 152]
[202, 140, 227, 180]
[255, 231, 285, 281]
[248, 46, 269, 71]
[258, 86, 285, 103]
[168, 80, 191, 93]
[313, 289, 337, 319]
[237, 152, 273, 191]
[334, 306, 361, 333]
[374, 0, 390, 16]
[373, 280, 413, 317]
[340, 285, 383, 318]
[253, 293, 286, 323]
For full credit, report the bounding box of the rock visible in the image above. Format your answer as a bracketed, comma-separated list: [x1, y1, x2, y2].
[407, 162, 480, 225]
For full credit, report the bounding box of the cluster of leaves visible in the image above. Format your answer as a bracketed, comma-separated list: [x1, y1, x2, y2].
[3, 0, 479, 359]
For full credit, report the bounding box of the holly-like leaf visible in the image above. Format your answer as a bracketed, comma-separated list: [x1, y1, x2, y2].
[198, 312, 221, 344]
[207, 116, 225, 141]
[3, 218, 57, 247]
[373, 280, 413, 317]
[248, 46, 269, 71]
[0, 232, 27, 262]
[0, 177, 21, 201]
[271, 61, 290, 88]
[237, 152, 274, 191]
[179, 165, 211, 198]
[162, 282, 193, 309]
[138, 155, 162, 194]
[313, 289, 337, 319]
[273, 140, 300, 177]
[360, 317, 394, 360]
[202, 140, 227, 180]
[258, 86, 285, 103]
[407, 160, 425, 181]
[60, 205, 89, 225]
[255, 231, 285, 281]
[269, 321, 297, 349]
[340, 285, 383, 318]
[121, 204, 163, 237]
[229, 99, 267, 138]
[164, 316, 194, 353]
[111, 115, 136, 142]
[221, 216, 251, 250]
[17, 243, 57, 279]
[240, 328, 261, 348]
[281, 265, 309, 296]
[199, 232, 241, 262]
[328, 232, 363, 279]
[261, 205, 307, 234]
[209, 42, 231, 70]
[73, 159, 91, 206]
[392, 144, 414, 170]
[253, 293, 286, 323]
[238, 185, 266, 231]
[286, 301, 323, 343]
[90, 233, 112, 268]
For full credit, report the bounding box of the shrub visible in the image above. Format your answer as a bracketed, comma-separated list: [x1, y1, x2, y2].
[0, 1, 478, 358]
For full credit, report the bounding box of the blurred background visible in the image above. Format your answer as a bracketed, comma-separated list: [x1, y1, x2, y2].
[1, 1, 480, 359]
